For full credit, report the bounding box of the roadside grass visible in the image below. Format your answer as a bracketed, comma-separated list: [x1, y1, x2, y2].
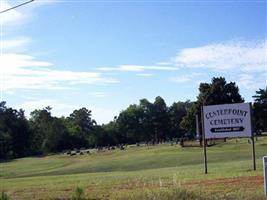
[112, 187, 267, 200]
[1, 137, 267, 199]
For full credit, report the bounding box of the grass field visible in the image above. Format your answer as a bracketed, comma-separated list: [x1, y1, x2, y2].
[1, 137, 267, 200]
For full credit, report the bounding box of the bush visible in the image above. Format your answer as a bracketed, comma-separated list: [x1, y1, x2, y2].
[71, 186, 85, 200]
[0, 192, 12, 200]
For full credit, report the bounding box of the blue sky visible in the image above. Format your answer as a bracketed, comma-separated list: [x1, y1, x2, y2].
[0, 0, 266, 124]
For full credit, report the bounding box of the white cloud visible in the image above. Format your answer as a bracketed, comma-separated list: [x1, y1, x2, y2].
[170, 76, 191, 83]
[237, 73, 266, 91]
[5, 90, 14, 95]
[88, 92, 107, 98]
[0, 0, 55, 27]
[174, 39, 267, 72]
[237, 74, 254, 90]
[155, 62, 172, 66]
[136, 73, 153, 77]
[98, 65, 177, 72]
[98, 39, 266, 77]
[16, 99, 118, 124]
[92, 107, 119, 124]
[1, 53, 52, 68]
[2, 37, 30, 50]
[0, 1, 26, 26]
[0, 52, 118, 91]
[16, 99, 77, 117]
[170, 72, 203, 83]
[0, 1, 118, 96]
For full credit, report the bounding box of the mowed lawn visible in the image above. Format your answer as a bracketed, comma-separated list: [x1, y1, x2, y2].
[1, 137, 267, 200]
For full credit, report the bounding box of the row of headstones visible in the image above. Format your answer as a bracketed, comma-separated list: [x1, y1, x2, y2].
[66, 149, 91, 156]
[65, 145, 126, 156]
[97, 145, 126, 151]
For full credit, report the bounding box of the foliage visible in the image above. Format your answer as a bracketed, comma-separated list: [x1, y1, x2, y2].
[253, 87, 267, 132]
[181, 77, 244, 139]
[169, 101, 194, 138]
[0, 192, 12, 200]
[66, 108, 96, 148]
[253, 87, 267, 104]
[115, 97, 192, 145]
[0, 102, 31, 159]
[71, 186, 85, 200]
[151, 96, 169, 143]
[117, 104, 145, 144]
[29, 107, 71, 154]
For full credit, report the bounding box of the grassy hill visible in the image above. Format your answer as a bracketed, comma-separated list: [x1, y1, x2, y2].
[1, 137, 267, 200]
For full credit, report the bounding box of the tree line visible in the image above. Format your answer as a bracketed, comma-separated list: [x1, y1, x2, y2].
[0, 77, 266, 159]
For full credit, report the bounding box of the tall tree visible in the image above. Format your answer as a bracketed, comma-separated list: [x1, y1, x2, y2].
[253, 87, 267, 103]
[204, 78, 243, 105]
[66, 108, 96, 148]
[151, 96, 170, 143]
[139, 98, 154, 143]
[29, 107, 53, 154]
[0, 102, 31, 159]
[117, 104, 144, 144]
[169, 100, 193, 139]
[180, 104, 197, 136]
[253, 87, 267, 133]
[29, 107, 71, 153]
[181, 77, 244, 139]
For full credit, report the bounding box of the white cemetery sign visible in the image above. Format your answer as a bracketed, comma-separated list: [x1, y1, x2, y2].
[203, 103, 252, 139]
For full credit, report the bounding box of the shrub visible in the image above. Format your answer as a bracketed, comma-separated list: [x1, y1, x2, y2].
[71, 186, 85, 200]
[0, 192, 12, 200]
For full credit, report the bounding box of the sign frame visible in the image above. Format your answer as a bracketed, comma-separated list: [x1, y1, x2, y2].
[201, 102, 256, 174]
[203, 103, 252, 139]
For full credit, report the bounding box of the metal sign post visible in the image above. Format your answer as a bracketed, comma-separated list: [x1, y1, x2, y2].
[201, 106, 208, 174]
[250, 103, 256, 171]
[264, 156, 267, 196]
[251, 136, 256, 171]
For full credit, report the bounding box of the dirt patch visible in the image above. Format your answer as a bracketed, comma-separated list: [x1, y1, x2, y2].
[99, 175, 264, 196]
[184, 175, 263, 188]
[8, 176, 265, 200]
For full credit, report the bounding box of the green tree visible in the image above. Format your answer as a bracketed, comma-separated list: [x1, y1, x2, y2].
[253, 87, 267, 103]
[29, 107, 71, 153]
[29, 107, 53, 154]
[0, 102, 31, 159]
[181, 77, 244, 140]
[139, 98, 154, 143]
[180, 104, 197, 135]
[253, 87, 267, 133]
[91, 122, 119, 147]
[116, 104, 145, 144]
[46, 117, 71, 152]
[66, 108, 96, 148]
[151, 96, 170, 143]
[169, 100, 193, 139]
